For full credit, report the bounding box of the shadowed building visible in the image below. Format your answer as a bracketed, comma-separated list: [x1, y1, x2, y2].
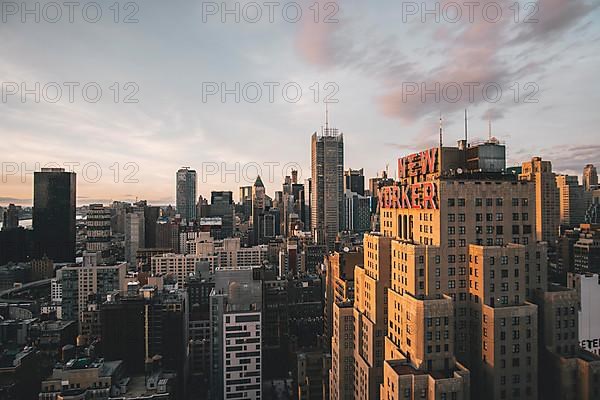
[33, 168, 76, 263]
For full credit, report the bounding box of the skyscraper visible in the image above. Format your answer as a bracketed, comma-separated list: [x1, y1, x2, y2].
[520, 157, 560, 247]
[209, 191, 234, 238]
[311, 124, 344, 250]
[583, 164, 598, 191]
[556, 175, 586, 226]
[251, 176, 266, 244]
[125, 208, 145, 268]
[85, 204, 112, 260]
[209, 266, 262, 400]
[344, 168, 364, 195]
[176, 167, 197, 222]
[33, 168, 76, 262]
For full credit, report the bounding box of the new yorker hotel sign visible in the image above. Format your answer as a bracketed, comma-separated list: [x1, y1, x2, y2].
[379, 148, 439, 210]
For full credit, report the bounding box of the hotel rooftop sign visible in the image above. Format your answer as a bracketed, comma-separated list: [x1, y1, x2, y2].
[379, 147, 440, 210]
[398, 148, 439, 178]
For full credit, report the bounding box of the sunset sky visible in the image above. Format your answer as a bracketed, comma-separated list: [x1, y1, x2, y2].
[2, 0, 599, 206]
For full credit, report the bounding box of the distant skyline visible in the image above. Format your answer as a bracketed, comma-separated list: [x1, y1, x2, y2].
[2, 0, 599, 206]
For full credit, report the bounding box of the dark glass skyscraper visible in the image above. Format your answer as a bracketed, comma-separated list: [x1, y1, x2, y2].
[33, 168, 76, 262]
[176, 167, 197, 222]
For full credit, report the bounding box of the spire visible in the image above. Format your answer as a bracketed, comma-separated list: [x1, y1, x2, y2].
[439, 112, 443, 148]
[464, 109, 468, 144]
[254, 175, 264, 187]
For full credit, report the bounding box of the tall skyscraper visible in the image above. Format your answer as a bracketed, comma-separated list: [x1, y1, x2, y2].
[251, 176, 266, 244]
[520, 157, 560, 247]
[176, 167, 197, 222]
[344, 168, 364, 195]
[556, 175, 586, 226]
[33, 168, 76, 262]
[311, 124, 344, 249]
[583, 164, 598, 191]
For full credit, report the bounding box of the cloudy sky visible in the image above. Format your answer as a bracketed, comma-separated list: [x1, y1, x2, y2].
[1, 0, 599, 206]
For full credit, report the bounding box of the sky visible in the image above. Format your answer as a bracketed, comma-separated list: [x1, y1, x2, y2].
[1, 0, 599, 206]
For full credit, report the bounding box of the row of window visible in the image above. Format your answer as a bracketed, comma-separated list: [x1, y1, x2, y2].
[448, 198, 529, 207]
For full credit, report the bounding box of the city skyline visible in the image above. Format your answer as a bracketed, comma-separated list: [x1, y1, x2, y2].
[1, 132, 598, 208]
[3, 2, 600, 400]
[2, 0, 600, 205]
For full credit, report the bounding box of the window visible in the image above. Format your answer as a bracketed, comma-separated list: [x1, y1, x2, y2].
[486, 198, 493, 207]
[458, 198, 465, 206]
[476, 198, 483, 206]
[448, 198, 455, 207]
[496, 198, 503, 206]
[512, 198, 519, 206]
[448, 214, 456, 222]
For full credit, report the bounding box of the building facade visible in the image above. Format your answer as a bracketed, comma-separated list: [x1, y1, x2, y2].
[311, 128, 344, 250]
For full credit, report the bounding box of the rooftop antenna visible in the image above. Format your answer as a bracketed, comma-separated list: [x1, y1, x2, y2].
[488, 117, 492, 140]
[325, 102, 329, 132]
[464, 109, 468, 145]
[439, 112, 443, 148]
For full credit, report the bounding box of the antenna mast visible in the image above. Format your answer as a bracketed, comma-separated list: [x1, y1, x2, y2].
[439, 112, 443, 148]
[464, 109, 468, 145]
